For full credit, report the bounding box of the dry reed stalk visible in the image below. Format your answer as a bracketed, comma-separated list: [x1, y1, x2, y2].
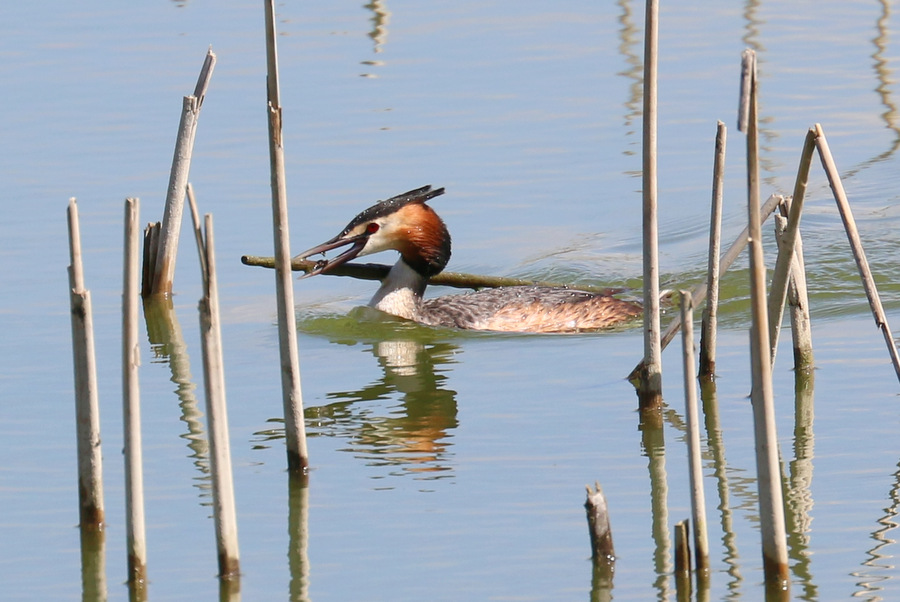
[699, 121, 727, 381]
[679, 291, 710, 575]
[198, 214, 241, 578]
[584, 482, 615, 563]
[741, 49, 790, 592]
[264, 0, 309, 472]
[814, 123, 900, 383]
[122, 198, 147, 588]
[148, 48, 216, 296]
[775, 213, 814, 371]
[67, 198, 105, 532]
[638, 0, 663, 415]
[186, 183, 207, 284]
[767, 129, 817, 366]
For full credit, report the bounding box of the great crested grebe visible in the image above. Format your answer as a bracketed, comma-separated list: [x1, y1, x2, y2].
[295, 186, 641, 333]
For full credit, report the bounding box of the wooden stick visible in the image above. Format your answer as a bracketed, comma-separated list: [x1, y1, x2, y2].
[122, 199, 148, 588]
[629, 194, 783, 383]
[149, 48, 216, 296]
[241, 254, 626, 295]
[767, 129, 817, 366]
[198, 214, 241, 578]
[637, 0, 663, 415]
[742, 49, 790, 592]
[264, 0, 309, 473]
[775, 213, 814, 372]
[67, 198, 106, 532]
[815, 123, 900, 383]
[699, 121, 727, 381]
[584, 482, 615, 562]
[679, 292, 710, 575]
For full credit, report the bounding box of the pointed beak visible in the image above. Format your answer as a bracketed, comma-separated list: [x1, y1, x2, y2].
[294, 233, 369, 279]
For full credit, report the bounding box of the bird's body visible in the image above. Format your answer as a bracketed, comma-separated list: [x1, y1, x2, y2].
[296, 186, 641, 333]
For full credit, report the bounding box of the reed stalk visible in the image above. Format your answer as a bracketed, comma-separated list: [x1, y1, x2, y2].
[638, 0, 663, 415]
[679, 291, 710, 575]
[186, 183, 207, 284]
[198, 214, 241, 578]
[767, 129, 817, 366]
[699, 121, 727, 381]
[774, 213, 814, 371]
[67, 198, 105, 532]
[122, 198, 147, 589]
[148, 48, 216, 296]
[584, 482, 615, 562]
[814, 123, 900, 383]
[674, 520, 691, 599]
[264, 0, 309, 472]
[741, 49, 790, 593]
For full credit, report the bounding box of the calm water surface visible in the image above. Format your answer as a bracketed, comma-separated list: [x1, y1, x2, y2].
[2, 1, 900, 600]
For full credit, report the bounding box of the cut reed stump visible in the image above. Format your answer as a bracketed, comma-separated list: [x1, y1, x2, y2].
[699, 121, 727, 382]
[584, 482, 615, 562]
[674, 520, 691, 599]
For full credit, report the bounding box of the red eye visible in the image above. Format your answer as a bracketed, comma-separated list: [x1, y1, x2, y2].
[366, 222, 380, 234]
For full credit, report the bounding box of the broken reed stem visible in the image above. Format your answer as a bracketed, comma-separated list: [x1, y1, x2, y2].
[767, 129, 817, 367]
[122, 198, 148, 587]
[264, 0, 309, 472]
[699, 121, 727, 381]
[638, 0, 663, 413]
[584, 482, 615, 563]
[742, 49, 790, 592]
[775, 212, 814, 371]
[148, 48, 216, 296]
[141, 222, 160, 298]
[679, 292, 710, 575]
[815, 123, 900, 383]
[240, 254, 627, 295]
[67, 198, 106, 532]
[674, 520, 691, 598]
[628, 194, 783, 384]
[198, 214, 241, 578]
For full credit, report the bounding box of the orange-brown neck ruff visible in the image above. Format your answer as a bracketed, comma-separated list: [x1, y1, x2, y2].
[392, 203, 451, 278]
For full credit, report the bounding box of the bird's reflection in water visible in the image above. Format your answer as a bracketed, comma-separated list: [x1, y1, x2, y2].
[257, 307, 461, 482]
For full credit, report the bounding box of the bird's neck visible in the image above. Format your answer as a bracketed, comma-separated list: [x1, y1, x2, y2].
[368, 258, 428, 321]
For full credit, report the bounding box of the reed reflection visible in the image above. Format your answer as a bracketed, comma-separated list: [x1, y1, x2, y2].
[852, 458, 900, 598]
[143, 297, 212, 501]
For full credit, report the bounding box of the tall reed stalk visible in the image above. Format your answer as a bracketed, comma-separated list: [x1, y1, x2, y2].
[264, 0, 309, 472]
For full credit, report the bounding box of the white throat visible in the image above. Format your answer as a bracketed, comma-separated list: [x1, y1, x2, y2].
[368, 259, 427, 321]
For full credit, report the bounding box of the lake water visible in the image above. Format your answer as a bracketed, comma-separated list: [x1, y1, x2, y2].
[3, 0, 900, 600]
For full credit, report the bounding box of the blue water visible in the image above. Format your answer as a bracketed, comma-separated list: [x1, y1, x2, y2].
[2, 0, 900, 599]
